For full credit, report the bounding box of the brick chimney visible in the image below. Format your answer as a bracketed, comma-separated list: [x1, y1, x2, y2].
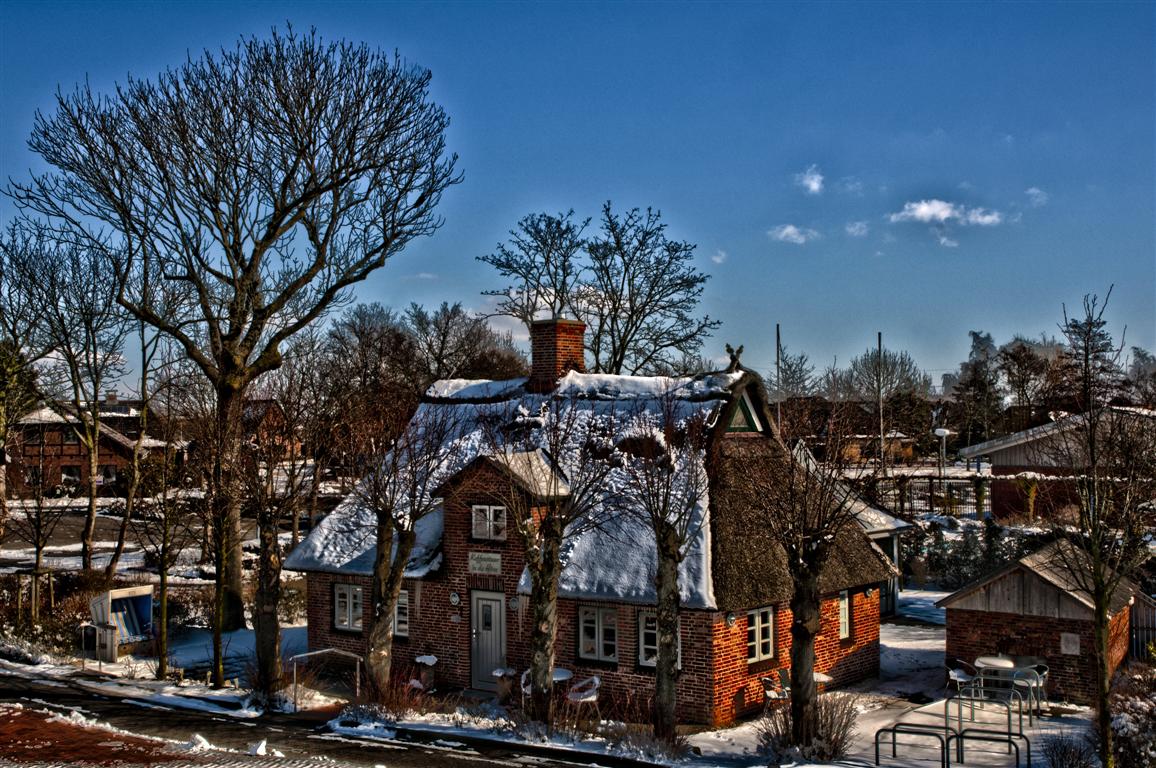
[528, 318, 586, 393]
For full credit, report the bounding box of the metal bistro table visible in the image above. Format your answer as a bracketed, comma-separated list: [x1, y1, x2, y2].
[974, 655, 1045, 722]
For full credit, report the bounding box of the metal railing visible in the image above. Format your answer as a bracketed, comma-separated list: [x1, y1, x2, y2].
[288, 648, 362, 712]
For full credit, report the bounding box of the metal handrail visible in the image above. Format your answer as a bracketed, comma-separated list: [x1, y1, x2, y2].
[288, 648, 362, 712]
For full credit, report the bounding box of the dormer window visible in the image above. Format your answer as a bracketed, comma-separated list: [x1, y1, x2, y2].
[472, 505, 507, 540]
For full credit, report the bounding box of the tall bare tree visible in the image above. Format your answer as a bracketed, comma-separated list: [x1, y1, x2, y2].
[580, 203, 720, 375]
[4, 228, 132, 572]
[479, 211, 588, 324]
[1035, 291, 1156, 767]
[0, 225, 56, 542]
[11, 27, 460, 640]
[734, 424, 861, 748]
[483, 397, 619, 723]
[618, 395, 709, 743]
[354, 404, 460, 697]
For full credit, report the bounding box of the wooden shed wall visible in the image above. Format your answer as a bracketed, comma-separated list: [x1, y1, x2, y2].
[946, 568, 1091, 620]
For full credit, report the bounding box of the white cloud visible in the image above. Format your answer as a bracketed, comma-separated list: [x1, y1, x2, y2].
[888, 199, 961, 224]
[1025, 187, 1049, 208]
[414, 272, 438, 280]
[845, 221, 869, 237]
[768, 224, 820, 245]
[937, 233, 959, 248]
[711, 250, 727, 265]
[794, 164, 824, 195]
[964, 207, 1002, 226]
[888, 199, 1003, 226]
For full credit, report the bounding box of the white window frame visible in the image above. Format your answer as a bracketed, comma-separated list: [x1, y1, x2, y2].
[747, 606, 775, 663]
[578, 606, 617, 663]
[334, 583, 363, 631]
[637, 611, 680, 669]
[838, 590, 851, 640]
[394, 589, 409, 637]
[471, 505, 507, 541]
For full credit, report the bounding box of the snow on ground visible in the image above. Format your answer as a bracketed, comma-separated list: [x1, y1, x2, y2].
[895, 589, 950, 626]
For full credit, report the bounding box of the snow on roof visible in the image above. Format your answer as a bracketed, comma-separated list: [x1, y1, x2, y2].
[554, 371, 744, 400]
[959, 406, 1156, 459]
[790, 443, 909, 535]
[287, 371, 741, 607]
[425, 378, 528, 400]
[490, 449, 571, 499]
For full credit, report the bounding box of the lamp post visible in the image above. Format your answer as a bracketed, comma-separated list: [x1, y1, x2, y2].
[933, 428, 952, 511]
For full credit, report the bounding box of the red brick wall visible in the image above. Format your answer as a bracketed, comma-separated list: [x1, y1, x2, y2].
[710, 589, 880, 725]
[7, 426, 138, 496]
[989, 468, 1081, 520]
[303, 457, 882, 724]
[528, 319, 586, 393]
[944, 607, 1131, 705]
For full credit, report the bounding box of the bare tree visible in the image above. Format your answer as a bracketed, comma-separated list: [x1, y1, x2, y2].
[764, 345, 816, 402]
[5, 421, 77, 624]
[0, 225, 57, 542]
[353, 404, 460, 697]
[579, 203, 720, 375]
[618, 395, 709, 743]
[130, 400, 198, 680]
[404, 302, 527, 389]
[10, 27, 460, 641]
[482, 397, 619, 723]
[479, 211, 588, 324]
[1034, 291, 1156, 767]
[8, 231, 133, 572]
[734, 424, 862, 748]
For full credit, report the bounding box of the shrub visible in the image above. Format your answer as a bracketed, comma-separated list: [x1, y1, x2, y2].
[758, 693, 859, 764]
[1040, 730, 1097, 768]
[1110, 664, 1156, 768]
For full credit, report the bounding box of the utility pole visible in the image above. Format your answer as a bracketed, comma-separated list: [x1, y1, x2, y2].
[775, 323, 782, 431]
[877, 331, 886, 477]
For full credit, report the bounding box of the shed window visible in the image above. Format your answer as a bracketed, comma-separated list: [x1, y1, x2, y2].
[838, 590, 851, 640]
[471, 505, 507, 540]
[747, 606, 775, 662]
[334, 583, 363, 631]
[578, 606, 617, 663]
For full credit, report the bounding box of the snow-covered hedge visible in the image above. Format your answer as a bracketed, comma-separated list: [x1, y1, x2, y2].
[1111, 660, 1156, 768]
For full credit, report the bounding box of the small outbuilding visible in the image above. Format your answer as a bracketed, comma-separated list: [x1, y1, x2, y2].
[937, 541, 1134, 705]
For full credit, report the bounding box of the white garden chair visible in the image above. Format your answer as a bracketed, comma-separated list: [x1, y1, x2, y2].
[565, 675, 601, 727]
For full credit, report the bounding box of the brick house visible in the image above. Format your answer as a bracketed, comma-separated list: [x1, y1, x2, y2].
[958, 407, 1156, 519]
[937, 541, 1136, 705]
[7, 401, 171, 497]
[286, 318, 894, 725]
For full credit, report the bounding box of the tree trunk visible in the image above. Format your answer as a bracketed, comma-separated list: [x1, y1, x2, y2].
[526, 525, 562, 724]
[653, 522, 681, 744]
[307, 460, 321, 532]
[788, 558, 823, 748]
[1093, 587, 1114, 767]
[211, 521, 226, 688]
[214, 383, 246, 632]
[367, 523, 415, 698]
[81, 434, 100, 572]
[156, 564, 168, 680]
[252, 499, 283, 699]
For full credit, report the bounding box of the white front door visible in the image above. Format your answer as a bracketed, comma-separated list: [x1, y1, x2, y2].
[471, 591, 505, 690]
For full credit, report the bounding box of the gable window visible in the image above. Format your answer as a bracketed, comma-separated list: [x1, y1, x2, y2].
[471, 505, 507, 540]
[62, 428, 79, 444]
[747, 606, 775, 663]
[637, 611, 680, 668]
[394, 589, 409, 638]
[60, 465, 82, 485]
[334, 583, 363, 631]
[578, 606, 617, 663]
[838, 590, 851, 640]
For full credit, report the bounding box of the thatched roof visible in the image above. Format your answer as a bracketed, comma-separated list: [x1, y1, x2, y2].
[708, 430, 896, 613]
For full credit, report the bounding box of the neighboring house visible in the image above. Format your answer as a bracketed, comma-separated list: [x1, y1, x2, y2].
[937, 541, 1137, 705]
[286, 319, 894, 725]
[8, 402, 170, 497]
[849, 498, 910, 616]
[958, 407, 1156, 518]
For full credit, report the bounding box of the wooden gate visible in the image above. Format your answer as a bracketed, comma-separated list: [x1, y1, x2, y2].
[1132, 593, 1156, 660]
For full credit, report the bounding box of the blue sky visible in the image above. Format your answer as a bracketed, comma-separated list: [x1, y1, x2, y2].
[2, 1, 1153, 385]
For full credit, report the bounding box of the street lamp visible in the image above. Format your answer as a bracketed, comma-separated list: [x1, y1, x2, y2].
[933, 428, 953, 510]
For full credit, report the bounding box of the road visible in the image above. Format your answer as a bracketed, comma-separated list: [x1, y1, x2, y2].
[0, 675, 580, 768]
